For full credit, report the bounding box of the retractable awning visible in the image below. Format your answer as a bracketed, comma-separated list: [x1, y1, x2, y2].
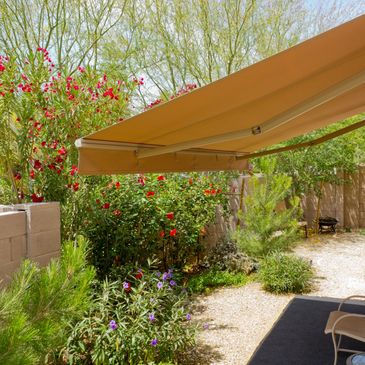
[76, 14, 365, 175]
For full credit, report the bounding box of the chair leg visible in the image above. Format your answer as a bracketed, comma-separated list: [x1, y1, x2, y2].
[332, 333, 340, 365]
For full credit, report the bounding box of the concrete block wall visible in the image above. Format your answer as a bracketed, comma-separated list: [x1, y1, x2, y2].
[0, 202, 60, 284]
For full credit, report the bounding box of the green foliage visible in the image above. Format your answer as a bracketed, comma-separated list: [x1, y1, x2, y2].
[233, 159, 300, 258]
[187, 269, 249, 294]
[259, 252, 314, 294]
[62, 260, 196, 365]
[76, 173, 231, 275]
[0, 236, 95, 365]
[255, 115, 365, 196]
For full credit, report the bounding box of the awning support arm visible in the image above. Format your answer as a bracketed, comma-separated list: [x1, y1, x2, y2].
[236, 118, 365, 160]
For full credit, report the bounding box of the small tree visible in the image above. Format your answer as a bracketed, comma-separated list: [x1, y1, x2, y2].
[233, 159, 300, 258]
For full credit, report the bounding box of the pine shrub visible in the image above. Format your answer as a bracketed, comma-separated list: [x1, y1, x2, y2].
[0, 236, 95, 365]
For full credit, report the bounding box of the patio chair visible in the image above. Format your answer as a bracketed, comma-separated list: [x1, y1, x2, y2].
[324, 295, 365, 365]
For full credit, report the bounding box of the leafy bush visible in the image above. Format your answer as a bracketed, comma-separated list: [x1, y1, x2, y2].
[0, 236, 95, 365]
[233, 159, 301, 258]
[79, 173, 231, 275]
[62, 260, 196, 365]
[187, 268, 249, 294]
[202, 238, 258, 274]
[259, 252, 314, 294]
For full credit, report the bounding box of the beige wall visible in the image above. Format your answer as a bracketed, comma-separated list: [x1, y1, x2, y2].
[0, 202, 60, 284]
[301, 165, 365, 229]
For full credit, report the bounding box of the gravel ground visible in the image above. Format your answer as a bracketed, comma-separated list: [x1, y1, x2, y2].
[185, 233, 365, 365]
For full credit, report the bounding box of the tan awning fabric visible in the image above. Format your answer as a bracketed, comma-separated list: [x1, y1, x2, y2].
[77, 15, 365, 175]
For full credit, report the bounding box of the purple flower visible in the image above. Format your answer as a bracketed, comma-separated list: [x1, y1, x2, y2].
[186, 313, 191, 321]
[149, 313, 155, 322]
[109, 320, 118, 330]
[203, 323, 209, 330]
[157, 281, 163, 289]
[150, 338, 158, 346]
[169, 280, 177, 287]
[123, 281, 130, 289]
[162, 271, 172, 281]
[138, 268, 143, 273]
[156, 271, 161, 278]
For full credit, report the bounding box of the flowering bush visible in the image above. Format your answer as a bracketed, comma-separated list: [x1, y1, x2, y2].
[0, 48, 136, 205]
[62, 260, 196, 364]
[78, 173, 231, 275]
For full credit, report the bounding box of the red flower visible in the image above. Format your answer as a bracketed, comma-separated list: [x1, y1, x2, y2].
[135, 271, 143, 280]
[204, 189, 211, 195]
[166, 212, 174, 220]
[31, 193, 44, 203]
[157, 175, 165, 181]
[70, 165, 78, 176]
[188, 178, 193, 185]
[73, 182, 79, 191]
[0, 64, 5, 72]
[159, 230, 165, 238]
[102, 203, 110, 209]
[57, 146, 67, 155]
[29, 170, 35, 179]
[95, 199, 101, 204]
[41, 141, 47, 147]
[78, 66, 85, 73]
[146, 191, 155, 198]
[138, 176, 145, 186]
[169, 228, 177, 237]
[33, 160, 42, 170]
[113, 209, 121, 216]
[13, 172, 22, 180]
[115, 181, 121, 189]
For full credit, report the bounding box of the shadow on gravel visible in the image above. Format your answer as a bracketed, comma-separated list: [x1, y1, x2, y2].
[179, 343, 224, 365]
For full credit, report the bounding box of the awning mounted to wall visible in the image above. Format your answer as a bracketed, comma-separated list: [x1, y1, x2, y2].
[76, 15, 365, 175]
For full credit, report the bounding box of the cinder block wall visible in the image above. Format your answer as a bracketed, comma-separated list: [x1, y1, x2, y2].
[0, 202, 60, 284]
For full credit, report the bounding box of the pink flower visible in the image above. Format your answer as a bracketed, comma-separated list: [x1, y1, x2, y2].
[113, 209, 121, 216]
[57, 146, 67, 155]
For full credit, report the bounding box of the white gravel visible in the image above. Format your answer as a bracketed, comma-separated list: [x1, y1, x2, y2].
[185, 233, 365, 365]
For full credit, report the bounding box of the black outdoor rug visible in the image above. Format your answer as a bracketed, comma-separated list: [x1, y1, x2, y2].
[248, 296, 365, 365]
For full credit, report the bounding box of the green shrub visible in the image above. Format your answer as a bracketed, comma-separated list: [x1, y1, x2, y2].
[187, 268, 249, 294]
[259, 252, 314, 294]
[233, 159, 301, 258]
[62, 260, 196, 365]
[0, 236, 95, 365]
[79, 172, 231, 276]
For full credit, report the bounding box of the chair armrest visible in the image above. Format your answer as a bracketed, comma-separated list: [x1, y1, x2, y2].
[332, 313, 365, 334]
[338, 295, 365, 310]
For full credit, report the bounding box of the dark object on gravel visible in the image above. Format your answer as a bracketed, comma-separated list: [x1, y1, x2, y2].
[202, 239, 259, 274]
[319, 216, 338, 233]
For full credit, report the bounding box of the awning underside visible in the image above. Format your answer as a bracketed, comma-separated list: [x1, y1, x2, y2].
[77, 15, 365, 175]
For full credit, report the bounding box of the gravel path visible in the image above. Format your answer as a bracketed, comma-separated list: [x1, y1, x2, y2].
[186, 233, 365, 365]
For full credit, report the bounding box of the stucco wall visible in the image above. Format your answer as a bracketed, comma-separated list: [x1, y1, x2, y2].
[0, 202, 60, 284]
